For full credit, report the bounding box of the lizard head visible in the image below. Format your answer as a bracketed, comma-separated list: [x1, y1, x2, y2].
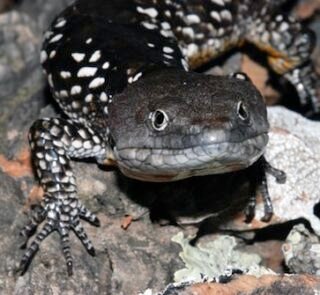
[106, 69, 269, 182]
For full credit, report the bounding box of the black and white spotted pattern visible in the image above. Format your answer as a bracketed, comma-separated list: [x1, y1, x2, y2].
[20, 0, 318, 275]
[20, 118, 105, 275]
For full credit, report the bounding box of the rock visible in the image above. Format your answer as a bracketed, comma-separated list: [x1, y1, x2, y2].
[295, 0, 320, 20]
[262, 106, 320, 234]
[283, 224, 320, 275]
[144, 274, 320, 295]
[0, 170, 27, 294]
[171, 232, 274, 283]
[18, 0, 74, 30]
[0, 10, 43, 156]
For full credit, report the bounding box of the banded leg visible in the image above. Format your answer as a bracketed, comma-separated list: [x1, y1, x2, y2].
[20, 205, 46, 248]
[245, 156, 286, 222]
[20, 117, 106, 275]
[244, 177, 258, 223]
[246, 13, 318, 112]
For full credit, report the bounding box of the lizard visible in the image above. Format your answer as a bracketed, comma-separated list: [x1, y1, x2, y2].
[20, 0, 318, 275]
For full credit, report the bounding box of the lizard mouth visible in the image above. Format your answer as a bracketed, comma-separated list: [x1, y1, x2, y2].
[112, 132, 268, 182]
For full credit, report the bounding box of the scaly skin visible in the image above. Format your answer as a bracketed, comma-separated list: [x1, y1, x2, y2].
[20, 0, 316, 275]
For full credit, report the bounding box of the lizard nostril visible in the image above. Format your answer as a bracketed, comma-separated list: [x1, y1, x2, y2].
[237, 101, 250, 122]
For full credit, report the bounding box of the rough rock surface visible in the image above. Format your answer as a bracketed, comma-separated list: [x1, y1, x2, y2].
[1, 1, 320, 295]
[264, 107, 320, 233]
[148, 274, 320, 295]
[283, 224, 320, 275]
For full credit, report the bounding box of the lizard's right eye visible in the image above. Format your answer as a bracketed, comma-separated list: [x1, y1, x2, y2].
[149, 109, 169, 131]
[237, 101, 250, 122]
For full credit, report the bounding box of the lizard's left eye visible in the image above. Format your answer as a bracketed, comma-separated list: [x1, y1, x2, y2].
[237, 101, 250, 122]
[150, 109, 169, 131]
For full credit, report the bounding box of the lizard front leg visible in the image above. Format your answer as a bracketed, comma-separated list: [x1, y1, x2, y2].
[20, 118, 106, 275]
[245, 156, 286, 223]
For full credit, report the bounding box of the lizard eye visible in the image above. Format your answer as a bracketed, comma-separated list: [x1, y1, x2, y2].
[237, 101, 250, 122]
[150, 109, 169, 131]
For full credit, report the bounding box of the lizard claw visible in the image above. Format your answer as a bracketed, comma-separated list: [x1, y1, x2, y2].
[19, 222, 54, 275]
[19, 197, 98, 275]
[245, 156, 286, 223]
[19, 243, 39, 276]
[72, 219, 96, 256]
[67, 262, 73, 276]
[79, 203, 100, 226]
[20, 204, 46, 248]
[244, 199, 256, 223]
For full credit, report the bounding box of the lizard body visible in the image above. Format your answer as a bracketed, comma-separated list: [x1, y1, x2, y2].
[21, 0, 315, 275]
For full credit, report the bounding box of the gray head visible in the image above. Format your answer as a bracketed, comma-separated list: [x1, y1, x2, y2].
[107, 69, 269, 182]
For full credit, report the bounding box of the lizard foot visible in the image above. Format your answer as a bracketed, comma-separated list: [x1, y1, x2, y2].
[19, 196, 100, 276]
[245, 156, 286, 223]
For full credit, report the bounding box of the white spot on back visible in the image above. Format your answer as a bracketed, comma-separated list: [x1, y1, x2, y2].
[83, 106, 89, 114]
[49, 34, 63, 43]
[89, 77, 105, 89]
[60, 71, 71, 79]
[60, 90, 68, 97]
[160, 30, 173, 38]
[218, 27, 224, 36]
[72, 101, 80, 109]
[44, 31, 53, 40]
[86, 38, 93, 44]
[210, 0, 225, 6]
[161, 22, 171, 30]
[102, 62, 110, 69]
[164, 10, 171, 17]
[55, 18, 66, 28]
[221, 10, 232, 21]
[141, 22, 158, 30]
[48, 74, 54, 87]
[186, 14, 201, 24]
[182, 27, 195, 39]
[181, 58, 189, 71]
[72, 140, 82, 149]
[187, 43, 199, 56]
[77, 67, 98, 77]
[85, 94, 93, 103]
[100, 92, 108, 102]
[83, 141, 92, 149]
[133, 72, 142, 82]
[39, 160, 47, 170]
[89, 50, 101, 63]
[164, 54, 174, 59]
[72, 53, 85, 63]
[93, 136, 101, 144]
[279, 22, 289, 32]
[49, 50, 57, 59]
[210, 11, 221, 22]
[137, 6, 158, 18]
[71, 85, 82, 95]
[40, 50, 48, 63]
[78, 129, 87, 139]
[163, 46, 174, 54]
